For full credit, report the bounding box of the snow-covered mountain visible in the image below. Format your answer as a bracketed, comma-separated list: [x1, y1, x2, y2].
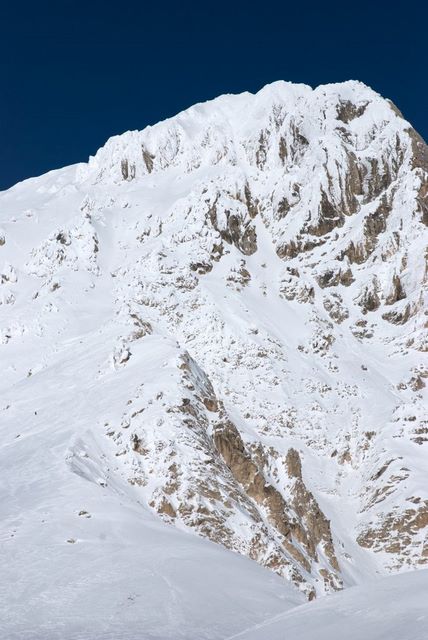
[0, 80, 427, 637]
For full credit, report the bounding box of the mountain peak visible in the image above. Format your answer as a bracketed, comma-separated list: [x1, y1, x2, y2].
[80, 78, 412, 188]
[1, 80, 427, 636]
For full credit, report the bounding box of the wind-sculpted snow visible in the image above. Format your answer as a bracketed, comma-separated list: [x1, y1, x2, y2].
[0, 80, 427, 634]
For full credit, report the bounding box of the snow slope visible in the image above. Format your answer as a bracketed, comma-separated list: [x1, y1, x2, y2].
[229, 569, 428, 640]
[0, 80, 427, 636]
[0, 442, 302, 640]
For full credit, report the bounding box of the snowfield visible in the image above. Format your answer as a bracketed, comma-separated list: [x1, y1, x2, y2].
[229, 569, 428, 640]
[0, 79, 427, 638]
[0, 478, 303, 639]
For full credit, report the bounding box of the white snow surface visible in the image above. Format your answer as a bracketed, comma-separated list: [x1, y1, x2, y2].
[228, 569, 428, 640]
[0, 80, 427, 637]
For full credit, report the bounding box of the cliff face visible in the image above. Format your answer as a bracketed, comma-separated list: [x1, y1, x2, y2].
[1, 80, 427, 599]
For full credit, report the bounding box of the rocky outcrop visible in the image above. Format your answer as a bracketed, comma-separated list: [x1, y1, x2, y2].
[337, 99, 368, 124]
[357, 501, 428, 568]
[213, 423, 341, 591]
[285, 449, 340, 586]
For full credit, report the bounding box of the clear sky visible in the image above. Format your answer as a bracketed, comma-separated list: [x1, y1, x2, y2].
[1, 0, 426, 190]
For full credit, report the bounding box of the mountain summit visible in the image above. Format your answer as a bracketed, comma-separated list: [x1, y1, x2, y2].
[1, 80, 427, 637]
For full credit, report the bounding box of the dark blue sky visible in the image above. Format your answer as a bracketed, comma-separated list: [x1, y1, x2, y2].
[1, 0, 427, 190]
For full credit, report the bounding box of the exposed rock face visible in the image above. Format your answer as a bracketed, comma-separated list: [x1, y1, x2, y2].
[1, 80, 427, 599]
[357, 500, 428, 568]
[337, 99, 368, 124]
[285, 449, 340, 581]
[209, 196, 258, 256]
[212, 421, 341, 591]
